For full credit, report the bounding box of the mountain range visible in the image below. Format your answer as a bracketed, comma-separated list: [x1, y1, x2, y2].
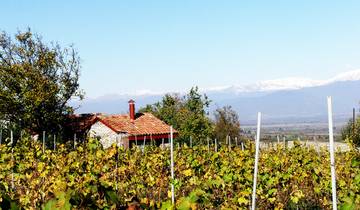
[72, 70, 360, 124]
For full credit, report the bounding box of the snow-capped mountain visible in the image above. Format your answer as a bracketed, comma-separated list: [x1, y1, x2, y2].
[73, 70, 360, 124]
[206, 77, 323, 94]
[326, 69, 360, 83]
[205, 69, 360, 94]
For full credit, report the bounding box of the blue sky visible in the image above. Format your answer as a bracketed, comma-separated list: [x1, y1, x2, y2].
[1, 1, 360, 97]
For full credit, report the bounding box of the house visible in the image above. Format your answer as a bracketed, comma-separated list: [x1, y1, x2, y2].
[63, 113, 101, 141]
[88, 100, 177, 148]
[31, 113, 100, 142]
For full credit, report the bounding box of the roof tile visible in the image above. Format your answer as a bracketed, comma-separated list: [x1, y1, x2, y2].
[97, 113, 177, 136]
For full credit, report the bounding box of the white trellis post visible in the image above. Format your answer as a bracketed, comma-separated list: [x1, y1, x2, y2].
[251, 112, 262, 210]
[215, 138, 218, 152]
[207, 137, 210, 151]
[235, 137, 238, 147]
[283, 136, 286, 149]
[11, 130, 14, 190]
[305, 138, 309, 147]
[162, 138, 164, 149]
[43, 131, 46, 153]
[143, 136, 146, 152]
[115, 136, 119, 191]
[314, 136, 319, 152]
[74, 133, 77, 149]
[170, 126, 175, 204]
[135, 135, 138, 146]
[327, 96, 337, 210]
[53, 134, 56, 150]
[228, 136, 232, 150]
[119, 134, 125, 149]
[277, 135, 280, 144]
[241, 141, 244, 151]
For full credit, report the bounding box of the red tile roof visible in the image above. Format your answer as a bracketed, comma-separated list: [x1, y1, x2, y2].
[97, 113, 177, 136]
[66, 113, 100, 133]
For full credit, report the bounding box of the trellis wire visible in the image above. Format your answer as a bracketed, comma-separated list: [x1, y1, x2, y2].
[251, 112, 262, 210]
[170, 126, 175, 204]
[327, 96, 337, 210]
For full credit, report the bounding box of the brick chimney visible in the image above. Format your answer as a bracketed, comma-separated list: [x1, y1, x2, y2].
[129, 99, 135, 120]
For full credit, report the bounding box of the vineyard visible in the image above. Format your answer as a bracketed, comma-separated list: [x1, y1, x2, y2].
[0, 137, 359, 210]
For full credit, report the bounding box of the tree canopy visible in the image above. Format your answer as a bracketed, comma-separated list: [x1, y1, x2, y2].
[342, 115, 360, 148]
[0, 29, 83, 134]
[213, 105, 241, 144]
[139, 87, 212, 144]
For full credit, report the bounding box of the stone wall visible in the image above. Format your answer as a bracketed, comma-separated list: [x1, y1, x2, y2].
[89, 121, 129, 149]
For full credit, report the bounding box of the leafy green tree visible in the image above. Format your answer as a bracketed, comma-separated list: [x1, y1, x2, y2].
[139, 94, 183, 129]
[213, 105, 241, 144]
[180, 87, 212, 144]
[139, 87, 212, 144]
[342, 115, 360, 147]
[0, 29, 83, 134]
